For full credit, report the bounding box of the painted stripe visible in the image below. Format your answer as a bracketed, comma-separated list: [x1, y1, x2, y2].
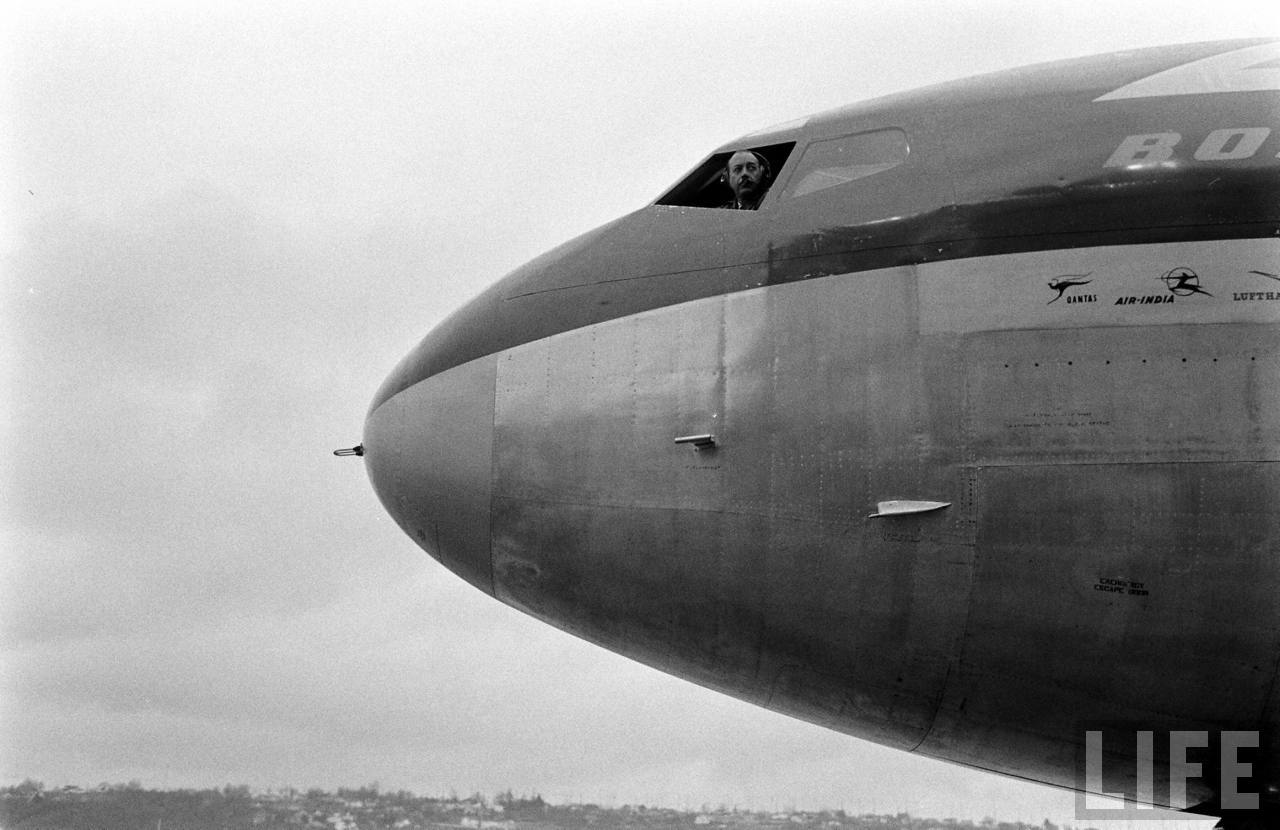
[1095, 41, 1280, 101]
[371, 222, 1280, 413]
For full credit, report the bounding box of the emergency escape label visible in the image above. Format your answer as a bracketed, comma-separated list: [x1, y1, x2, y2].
[1094, 577, 1149, 597]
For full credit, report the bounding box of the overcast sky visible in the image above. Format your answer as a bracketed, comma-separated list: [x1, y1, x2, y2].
[4, 2, 1277, 827]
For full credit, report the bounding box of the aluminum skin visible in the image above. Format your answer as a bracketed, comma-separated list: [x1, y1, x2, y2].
[362, 40, 1280, 822]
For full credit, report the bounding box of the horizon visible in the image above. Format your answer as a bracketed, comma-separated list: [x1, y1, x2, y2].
[0, 780, 1172, 827]
[0, 777, 1211, 825]
[3, 3, 1274, 830]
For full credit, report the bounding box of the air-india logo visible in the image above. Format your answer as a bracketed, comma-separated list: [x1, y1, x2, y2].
[1161, 266, 1213, 297]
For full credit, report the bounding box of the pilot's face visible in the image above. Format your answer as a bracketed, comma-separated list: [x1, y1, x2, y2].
[727, 151, 766, 200]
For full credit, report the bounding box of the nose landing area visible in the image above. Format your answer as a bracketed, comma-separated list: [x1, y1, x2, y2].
[364, 356, 497, 595]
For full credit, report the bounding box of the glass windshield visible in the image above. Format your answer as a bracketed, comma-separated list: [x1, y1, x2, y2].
[654, 142, 796, 209]
[779, 129, 908, 199]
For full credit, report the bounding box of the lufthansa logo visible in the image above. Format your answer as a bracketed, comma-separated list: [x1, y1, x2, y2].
[1233, 270, 1280, 302]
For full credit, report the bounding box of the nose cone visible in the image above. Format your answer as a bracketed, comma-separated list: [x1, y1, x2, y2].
[364, 355, 496, 594]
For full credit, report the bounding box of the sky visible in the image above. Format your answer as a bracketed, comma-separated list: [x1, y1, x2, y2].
[3, 1, 1278, 827]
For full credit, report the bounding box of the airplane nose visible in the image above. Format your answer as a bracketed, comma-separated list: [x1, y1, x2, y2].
[363, 356, 496, 595]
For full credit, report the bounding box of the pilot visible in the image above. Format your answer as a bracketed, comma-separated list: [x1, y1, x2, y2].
[721, 150, 772, 210]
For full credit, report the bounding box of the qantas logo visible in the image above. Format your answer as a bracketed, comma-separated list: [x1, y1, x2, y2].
[1046, 274, 1094, 304]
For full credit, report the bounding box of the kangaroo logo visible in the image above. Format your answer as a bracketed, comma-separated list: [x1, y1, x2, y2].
[1047, 274, 1093, 304]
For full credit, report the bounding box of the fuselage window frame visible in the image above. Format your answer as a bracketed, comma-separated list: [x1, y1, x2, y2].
[774, 128, 909, 201]
[654, 142, 797, 210]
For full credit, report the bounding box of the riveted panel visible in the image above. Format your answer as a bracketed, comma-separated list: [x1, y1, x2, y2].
[920, 460, 1280, 801]
[489, 269, 975, 749]
[494, 295, 726, 512]
[962, 323, 1280, 465]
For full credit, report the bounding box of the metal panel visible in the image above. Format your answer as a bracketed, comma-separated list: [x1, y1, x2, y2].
[491, 294, 766, 696]
[493, 294, 727, 511]
[718, 270, 968, 748]
[364, 356, 497, 595]
[919, 461, 1280, 805]
[491, 267, 975, 749]
[962, 323, 1280, 465]
[916, 304, 1280, 794]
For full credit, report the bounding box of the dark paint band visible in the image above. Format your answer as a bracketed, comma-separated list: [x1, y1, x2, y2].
[372, 182, 1278, 413]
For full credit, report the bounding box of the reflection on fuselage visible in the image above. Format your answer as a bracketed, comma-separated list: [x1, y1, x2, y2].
[361, 39, 1280, 826]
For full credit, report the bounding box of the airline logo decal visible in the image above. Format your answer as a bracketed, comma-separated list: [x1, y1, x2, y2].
[1233, 271, 1280, 302]
[1161, 267, 1212, 297]
[1046, 267, 1280, 309]
[1107, 266, 1210, 305]
[916, 239, 1280, 334]
[1096, 41, 1280, 101]
[1046, 274, 1093, 304]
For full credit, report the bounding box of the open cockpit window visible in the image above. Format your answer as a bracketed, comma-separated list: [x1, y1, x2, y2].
[655, 142, 795, 209]
[778, 128, 908, 200]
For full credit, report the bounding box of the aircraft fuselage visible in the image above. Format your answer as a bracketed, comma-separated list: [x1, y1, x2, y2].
[361, 40, 1280, 821]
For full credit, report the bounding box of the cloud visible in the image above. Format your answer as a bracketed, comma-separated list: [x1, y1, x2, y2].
[2, 6, 1268, 826]
[5, 184, 377, 641]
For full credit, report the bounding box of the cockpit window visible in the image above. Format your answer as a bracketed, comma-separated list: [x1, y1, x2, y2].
[778, 129, 908, 199]
[655, 142, 795, 209]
